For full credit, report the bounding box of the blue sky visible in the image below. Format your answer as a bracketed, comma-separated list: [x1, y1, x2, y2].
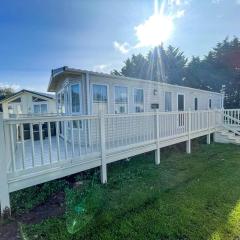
[0, 0, 240, 92]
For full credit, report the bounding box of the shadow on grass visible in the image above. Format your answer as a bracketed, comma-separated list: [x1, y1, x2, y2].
[22, 143, 240, 240]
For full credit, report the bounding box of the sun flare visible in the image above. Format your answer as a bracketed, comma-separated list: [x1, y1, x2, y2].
[135, 0, 179, 48]
[135, 14, 174, 47]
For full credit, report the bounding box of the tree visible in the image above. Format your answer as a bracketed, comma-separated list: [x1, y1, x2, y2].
[0, 87, 15, 112]
[0, 87, 15, 101]
[112, 37, 240, 108]
[112, 54, 149, 80]
[186, 37, 240, 108]
[112, 45, 188, 85]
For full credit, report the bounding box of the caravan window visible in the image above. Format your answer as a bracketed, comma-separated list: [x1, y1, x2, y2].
[178, 94, 185, 111]
[92, 84, 108, 114]
[32, 96, 47, 102]
[194, 97, 198, 110]
[134, 88, 144, 112]
[165, 92, 172, 112]
[61, 91, 65, 114]
[33, 103, 48, 114]
[71, 84, 81, 114]
[115, 86, 128, 114]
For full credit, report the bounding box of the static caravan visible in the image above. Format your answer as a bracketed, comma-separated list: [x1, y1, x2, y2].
[0, 69, 238, 213]
[48, 66, 223, 116]
[0, 89, 57, 119]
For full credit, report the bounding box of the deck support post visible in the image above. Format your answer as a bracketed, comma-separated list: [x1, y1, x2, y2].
[100, 112, 107, 184]
[207, 134, 211, 144]
[155, 148, 161, 165]
[207, 110, 211, 145]
[155, 110, 160, 165]
[186, 140, 191, 154]
[186, 109, 192, 154]
[101, 164, 107, 184]
[0, 113, 10, 216]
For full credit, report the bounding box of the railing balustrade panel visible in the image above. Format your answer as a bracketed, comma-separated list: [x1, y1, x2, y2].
[3, 110, 221, 175]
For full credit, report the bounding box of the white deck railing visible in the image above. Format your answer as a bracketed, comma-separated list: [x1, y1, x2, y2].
[3, 110, 222, 175]
[0, 110, 224, 214]
[224, 109, 240, 126]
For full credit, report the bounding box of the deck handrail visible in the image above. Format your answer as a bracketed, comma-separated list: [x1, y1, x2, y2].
[4, 109, 223, 124]
[0, 109, 227, 215]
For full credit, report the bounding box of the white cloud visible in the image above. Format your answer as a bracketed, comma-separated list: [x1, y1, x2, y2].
[113, 41, 130, 54]
[0, 82, 21, 91]
[93, 64, 111, 72]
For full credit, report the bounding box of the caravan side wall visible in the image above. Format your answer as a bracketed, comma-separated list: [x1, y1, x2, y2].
[87, 74, 222, 113]
[62, 73, 223, 145]
[61, 73, 223, 115]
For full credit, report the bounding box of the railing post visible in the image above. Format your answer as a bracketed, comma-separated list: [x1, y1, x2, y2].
[0, 113, 11, 216]
[207, 110, 211, 144]
[155, 110, 160, 165]
[99, 112, 107, 184]
[222, 109, 225, 127]
[186, 109, 191, 154]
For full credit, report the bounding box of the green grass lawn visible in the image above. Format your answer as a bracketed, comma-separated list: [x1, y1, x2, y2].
[19, 143, 240, 239]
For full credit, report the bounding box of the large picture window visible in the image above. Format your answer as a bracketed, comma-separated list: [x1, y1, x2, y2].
[134, 88, 144, 113]
[71, 84, 81, 113]
[92, 84, 108, 114]
[115, 86, 128, 114]
[165, 92, 172, 112]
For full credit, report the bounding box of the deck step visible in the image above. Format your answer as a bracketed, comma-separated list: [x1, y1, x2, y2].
[215, 128, 240, 145]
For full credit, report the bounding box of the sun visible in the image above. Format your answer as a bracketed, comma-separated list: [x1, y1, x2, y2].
[135, 14, 174, 47]
[135, 0, 175, 48]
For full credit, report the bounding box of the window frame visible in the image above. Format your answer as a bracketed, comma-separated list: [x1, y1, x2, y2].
[91, 83, 109, 114]
[133, 88, 144, 113]
[194, 97, 198, 111]
[32, 102, 48, 114]
[70, 83, 82, 115]
[8, 103, 23, 115]
[165, 91, 172, 112]
[114, 85, 129, 114]
[177, 93, 185, 112]
[56, 89, 65, 114]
